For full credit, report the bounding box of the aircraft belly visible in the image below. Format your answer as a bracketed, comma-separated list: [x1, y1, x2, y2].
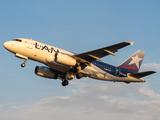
[84, 64, 142, 82]
[106, 74, 141, 82]
[88, 72, 141, 82]
[89, 73, 113, 81]
[83, 65, 112, 81]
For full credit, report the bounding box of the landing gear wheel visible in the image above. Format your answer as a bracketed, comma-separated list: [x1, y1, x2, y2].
[21, 59, 27, 68]
[76, 73, 82, 79]
[62, 80, 69, 86]
[21, 63, 26, 67]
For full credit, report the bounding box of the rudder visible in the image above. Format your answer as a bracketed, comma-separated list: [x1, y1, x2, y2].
[118, 50, 145, 73]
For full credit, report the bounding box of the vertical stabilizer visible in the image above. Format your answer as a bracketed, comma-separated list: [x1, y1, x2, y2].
[118, 50, 145, 73]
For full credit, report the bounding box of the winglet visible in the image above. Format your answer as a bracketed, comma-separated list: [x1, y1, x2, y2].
[130, 41, 134, 46]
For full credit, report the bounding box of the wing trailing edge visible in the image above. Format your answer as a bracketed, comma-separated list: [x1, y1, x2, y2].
[74, 41, 133, 63]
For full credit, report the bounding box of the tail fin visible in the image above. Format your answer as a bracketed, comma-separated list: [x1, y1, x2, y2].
[118, 50, 145, 73]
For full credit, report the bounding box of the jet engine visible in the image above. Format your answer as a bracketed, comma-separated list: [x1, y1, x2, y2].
[55, 54, 76, 66]
[35, 66, 58, 79]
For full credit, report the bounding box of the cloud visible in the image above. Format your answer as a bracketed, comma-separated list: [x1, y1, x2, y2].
[71, 80, 160, 99]
[0, 80, 160, 120]
[139, 87, 160, 98]
[140, 63, 160, 71]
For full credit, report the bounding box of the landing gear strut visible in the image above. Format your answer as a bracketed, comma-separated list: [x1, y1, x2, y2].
[21, 59, 27, 67]
[62, 80, 69, 86]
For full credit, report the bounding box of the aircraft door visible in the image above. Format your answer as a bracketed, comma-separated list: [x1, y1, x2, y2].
[115, 67, 120, 77]
[27, 39, 33, 49]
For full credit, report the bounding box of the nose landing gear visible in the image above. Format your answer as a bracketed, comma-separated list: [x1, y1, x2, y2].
[14, 53, 28, 68]
[21, 59, 27, 68]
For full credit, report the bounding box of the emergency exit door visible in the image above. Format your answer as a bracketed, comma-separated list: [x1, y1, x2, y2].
[115, 67, 120, 77]
[27, 39, 33, 49]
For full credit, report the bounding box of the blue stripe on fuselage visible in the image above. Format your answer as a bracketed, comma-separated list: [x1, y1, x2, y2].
[92, 60, 129, 77]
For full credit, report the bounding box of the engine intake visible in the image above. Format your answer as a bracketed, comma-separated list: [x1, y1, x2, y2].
[35, 66, 58, 79]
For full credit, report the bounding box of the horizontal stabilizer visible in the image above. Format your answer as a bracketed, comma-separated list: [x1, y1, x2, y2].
[128, 71, 156, 78]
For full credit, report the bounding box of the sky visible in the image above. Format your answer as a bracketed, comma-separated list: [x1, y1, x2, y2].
[0, 0, 160, 120]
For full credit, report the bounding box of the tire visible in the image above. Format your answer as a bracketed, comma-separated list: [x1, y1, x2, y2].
[62, 80, 69, 86]
[76, 73, 82, 79]
[21, 63, 26, 67]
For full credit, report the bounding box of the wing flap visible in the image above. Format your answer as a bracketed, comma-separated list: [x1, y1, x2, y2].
[128, 71, 156, 78]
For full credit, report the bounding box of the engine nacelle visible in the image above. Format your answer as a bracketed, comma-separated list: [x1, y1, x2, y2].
[35, 66, 58, 79]
[56, 54, 76, 66]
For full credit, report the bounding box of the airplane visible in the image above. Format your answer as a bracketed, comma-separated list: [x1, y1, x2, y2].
[3, 38, 156, 86]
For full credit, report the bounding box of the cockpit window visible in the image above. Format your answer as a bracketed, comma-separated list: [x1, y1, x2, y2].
[13, 39, 22, 42]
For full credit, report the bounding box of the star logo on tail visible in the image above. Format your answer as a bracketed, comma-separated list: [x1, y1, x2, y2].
[129, 55, 143, 69]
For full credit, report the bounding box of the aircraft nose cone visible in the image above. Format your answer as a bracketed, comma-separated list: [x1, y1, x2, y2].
[3, 41, 11, 50]
[3, 42, 9, 49]
[3, 42, 8, 49]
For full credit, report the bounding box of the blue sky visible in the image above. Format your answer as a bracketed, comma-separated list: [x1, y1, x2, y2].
[1, 0, 160, 120]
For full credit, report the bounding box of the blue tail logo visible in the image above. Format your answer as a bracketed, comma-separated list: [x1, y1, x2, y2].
[118, 50, 145, 73]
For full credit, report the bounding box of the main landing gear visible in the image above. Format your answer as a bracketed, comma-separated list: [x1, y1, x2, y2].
[21, 59, 27, 67]
[76, 73, 83, 79]
[61, 73, 82, 87]
[62, 80, 69, 86]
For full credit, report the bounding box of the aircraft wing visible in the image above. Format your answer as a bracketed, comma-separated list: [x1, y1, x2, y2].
[73, 42, 134, 63]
